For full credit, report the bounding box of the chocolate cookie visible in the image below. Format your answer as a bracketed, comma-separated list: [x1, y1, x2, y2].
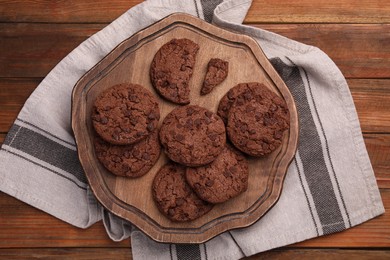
[200, 58, 229, 95]
[159, 105, 226, 167]
[226, 83, 290, 156]
[186, 145, 249, 204]
[150, 38, 199, 104]
[218, 82, 277, 124]
[94, 131, 161, 178]
[92, 83, 160, 145]
[152, 162, 213, 222]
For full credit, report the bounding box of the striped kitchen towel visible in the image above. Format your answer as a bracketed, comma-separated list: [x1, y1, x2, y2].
[0, 0, 384, 259]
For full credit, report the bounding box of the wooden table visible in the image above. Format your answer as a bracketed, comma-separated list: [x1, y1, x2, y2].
[0, 1, 389, 259]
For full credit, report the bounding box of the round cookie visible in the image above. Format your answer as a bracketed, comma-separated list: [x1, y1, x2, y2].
[159, 105, 226, 167]
[186, 145, 249, 204]
[92, 83, 160, 145]
[94, 131, 161, 178]
[217, 82, 277, 124]
[152, 162, 213, 222]
[226, 84, 290, 156]
[150, 38, 199, 105]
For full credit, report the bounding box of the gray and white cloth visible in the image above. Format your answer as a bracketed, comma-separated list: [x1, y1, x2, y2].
[0, 0, 384, 259]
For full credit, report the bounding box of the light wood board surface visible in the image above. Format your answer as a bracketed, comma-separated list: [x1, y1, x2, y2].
[72, 13, 298, 243]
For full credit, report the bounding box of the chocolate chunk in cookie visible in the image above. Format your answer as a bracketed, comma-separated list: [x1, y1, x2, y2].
[201, 58, 228, 95]
[159, 105, 226, 167]
[92, 83, 160, 145]
[186, 145, 249, 203]
[150, 38, 199, 105]
[226, 83, 290, 156]
[152, 162, 213, 222]
[94, 131, 161, 178]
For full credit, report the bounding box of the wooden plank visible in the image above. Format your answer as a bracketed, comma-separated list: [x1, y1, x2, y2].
[0, 188, 388, 248]
[0, 0, 143, 23]
[1, 23, 388, 79]
[0, 78, 38, 133]
[348, 79, 390, 133]
[1, 78, 389, 133]
[364, 134, 390, 188]
[0, 23, 102, 78]
[255, 24, 390, 79]
[0, 0, 389, 24]
[0, 248, 132, 260]
[248, 248, 390, 259]
[0, 78, 38, 103]
[0, 192, 127, 248]
[246, 0, 390, 24]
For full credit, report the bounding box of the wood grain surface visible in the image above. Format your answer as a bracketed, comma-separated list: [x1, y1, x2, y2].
[0, 0, 389, 259]
[2, 23, 389, 78]
[1, 0, 389, 23]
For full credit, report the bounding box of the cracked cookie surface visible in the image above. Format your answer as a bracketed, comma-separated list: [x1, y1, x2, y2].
[152, 162, 213, 222]
[94, 131, 161, 178]
[186, 145, 249, 204]
[201, 58, 228, 95]
[92, 83, 160, 145]
[159, 105, 226, 167]
[225, 82, 290, 156]
[150, 38, 199, 104]
[217, 82, 276, 125]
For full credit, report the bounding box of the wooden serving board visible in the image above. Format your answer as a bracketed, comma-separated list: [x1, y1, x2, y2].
[71, 13, 298, 244]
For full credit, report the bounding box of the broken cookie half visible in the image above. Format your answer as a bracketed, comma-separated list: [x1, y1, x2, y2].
[150, 38, 199, 105]
[201, 58, 229, 95]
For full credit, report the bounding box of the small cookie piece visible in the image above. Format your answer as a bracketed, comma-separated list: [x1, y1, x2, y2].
[218, 82, 276, 124]
[150, 38, 199, 104]
[200, 58, 229, 95]
[152, 162, 213, 222]
[159, 105, 226, 167]
[186, 145, 249, 204]
[92, 83, 160, 145]
[94, 131, 161, 178]
[226, 84, 290, 157]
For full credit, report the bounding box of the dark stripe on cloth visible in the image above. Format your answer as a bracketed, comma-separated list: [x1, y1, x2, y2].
[300, 68, 352, 228]
[228, 231, 246, 257]
[270, 58, 345, 234]
[203, 243, 208, 260]
[294, 158, 319, 236]
[3, 124, 87, 184]
[193, 0, 200, 18]
[1, 147, 87, 190]
[169, 244, 173, 260]
[16, 118, 76, 147]
[176, 244, 201, 260]
[200, 0, 223, 22]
